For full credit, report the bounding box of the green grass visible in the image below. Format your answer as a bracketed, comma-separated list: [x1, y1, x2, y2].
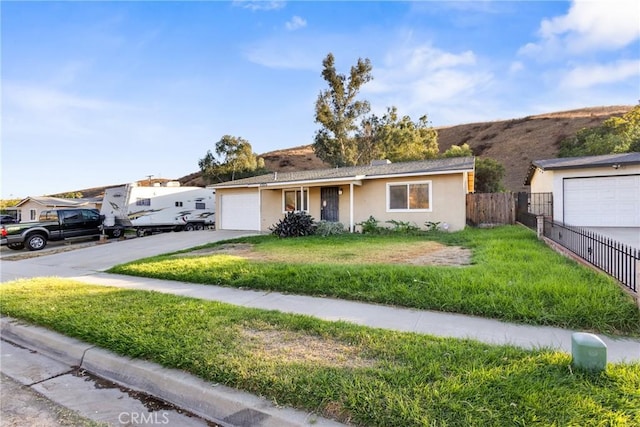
[108, 226, 640, 335]
[1, 279, 638, 427]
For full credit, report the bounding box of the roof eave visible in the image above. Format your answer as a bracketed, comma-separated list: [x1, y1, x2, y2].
[212, 167, 473, 189]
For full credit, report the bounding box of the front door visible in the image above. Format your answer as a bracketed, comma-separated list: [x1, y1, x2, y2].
[321, 187, 339, 222]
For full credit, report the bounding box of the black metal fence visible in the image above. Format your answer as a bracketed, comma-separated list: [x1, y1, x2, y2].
[517, 211, 538, 229]
[528, 192, 553, 217]
[543, 219, 638, 294]
[516, 192, 552, 231]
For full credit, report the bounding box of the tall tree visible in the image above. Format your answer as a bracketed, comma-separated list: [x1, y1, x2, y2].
[364, 107, 439, 163]
[441, 143, 473, 158]
[474, 158, 506, 193]
[198, 135, 265, 183]
[559, 105, 640, 156]
[313, 53, 373, 167]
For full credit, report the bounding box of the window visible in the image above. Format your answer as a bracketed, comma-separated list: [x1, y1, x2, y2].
[61, 210, 81, 221]
[39, 210, 57, 221]
[30, 209, 37, 221]
[175, 201, 183, 207]
[82, 210, 100, 221]
[195, 202, 205, 210]
[387, 182, 431, 211]
[136, 198, 151, 206]
[283, 189, 308, 212]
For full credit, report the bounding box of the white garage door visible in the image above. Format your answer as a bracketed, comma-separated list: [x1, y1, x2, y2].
[220, 193, 260, 230]
[564, 175, 640, 227]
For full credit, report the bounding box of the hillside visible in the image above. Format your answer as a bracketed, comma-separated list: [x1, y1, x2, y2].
[183, 105, 632, 192]
[63, 105, 633, 198]
[436, 105, 632, 191]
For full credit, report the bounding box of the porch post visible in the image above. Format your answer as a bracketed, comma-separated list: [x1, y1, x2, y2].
[257, 187, 262, 231]
[350, 182, 355, 232]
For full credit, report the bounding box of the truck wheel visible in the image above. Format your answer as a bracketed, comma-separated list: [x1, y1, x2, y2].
[7, 242, 25, 250]
[136, 228, 146, 238]
[25, 233, 47, 251]
[194, 223, 204, 231]
[184, 223, 194, 232]
[110, 228, 123, 238]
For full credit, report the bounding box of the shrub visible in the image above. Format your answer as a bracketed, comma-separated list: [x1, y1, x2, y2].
[357, 216, 385, 234]
[425, 221, 441, 232]
[270, 212, 316, 238]
[315, 221, 346, 236]
[386, 219, 420, 234]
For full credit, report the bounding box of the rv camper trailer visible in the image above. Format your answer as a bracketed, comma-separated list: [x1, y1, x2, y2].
[100, 182, 215, 237]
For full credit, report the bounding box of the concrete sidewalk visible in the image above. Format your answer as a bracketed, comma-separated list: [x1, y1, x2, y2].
[71, 272, 640, 363]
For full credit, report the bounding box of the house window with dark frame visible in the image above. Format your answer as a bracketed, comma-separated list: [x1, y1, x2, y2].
[387, 181, 432, 211]
[136, 198, 151, 206]
[283, 189, 309, 212]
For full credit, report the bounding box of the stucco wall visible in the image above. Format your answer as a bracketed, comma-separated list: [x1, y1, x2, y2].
[529, 168, 554, 193]
[351, 174, 467, 231]
[217, 172, 469, 232]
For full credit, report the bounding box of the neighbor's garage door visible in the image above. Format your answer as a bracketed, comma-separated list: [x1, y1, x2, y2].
[563, 175, 640, 227]
[220, 193, 260, 230]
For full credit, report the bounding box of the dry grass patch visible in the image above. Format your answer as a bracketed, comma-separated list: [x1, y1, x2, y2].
[186, 241, 472, 266]
[240, 328, 377, 369]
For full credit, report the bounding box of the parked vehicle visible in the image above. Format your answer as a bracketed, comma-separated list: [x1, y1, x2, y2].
[100, 182, 215, 238]
[0, 208, 103, 251]
[0, 214, 18, 224]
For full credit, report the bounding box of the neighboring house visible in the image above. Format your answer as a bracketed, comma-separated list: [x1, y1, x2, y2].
[525, 153, 640, 227]
[15, 196, 101, 222]
[210, 157, 475, 232]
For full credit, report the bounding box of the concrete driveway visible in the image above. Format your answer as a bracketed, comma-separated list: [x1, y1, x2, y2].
[585, 227, 640, 250]
[0, 230, 257, 282]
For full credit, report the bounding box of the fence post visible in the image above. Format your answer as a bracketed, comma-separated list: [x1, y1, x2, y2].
[536, 215, 544, 239]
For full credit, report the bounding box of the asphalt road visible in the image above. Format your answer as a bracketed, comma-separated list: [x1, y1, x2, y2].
[1, 374, 106, 427]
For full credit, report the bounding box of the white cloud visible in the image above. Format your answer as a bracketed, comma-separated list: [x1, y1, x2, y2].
[509, 61, 524, 73]
[522, 0, 640, 57]
[243, 33, 346, 70]
[244, 43, 319, 70]
[232, 1, 285, 12]
[560, 59, 640, 89]
[285, 15, 307, 31]
[362, 43, 494, 124]
[367, 43, 490, 99]
[5, 83, 115, 113]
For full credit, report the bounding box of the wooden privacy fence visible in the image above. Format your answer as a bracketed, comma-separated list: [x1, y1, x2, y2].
[466, 192, 517, 226]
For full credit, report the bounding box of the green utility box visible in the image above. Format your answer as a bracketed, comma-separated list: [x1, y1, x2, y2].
[571, 332, 607, 372]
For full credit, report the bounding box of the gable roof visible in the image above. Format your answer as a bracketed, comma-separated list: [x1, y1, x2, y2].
[210, 157, 475, 189]
[524, 152, 640, 185]
[16, 196, 101, 208]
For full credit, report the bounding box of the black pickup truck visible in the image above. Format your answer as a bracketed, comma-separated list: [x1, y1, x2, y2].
[0, 208, 104, 251]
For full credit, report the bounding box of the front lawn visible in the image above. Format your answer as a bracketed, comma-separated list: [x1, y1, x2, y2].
[1, 279, 638, 427]
[109, 226, 640, 335]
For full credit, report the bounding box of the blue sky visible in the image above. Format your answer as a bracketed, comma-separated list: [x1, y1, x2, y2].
[2, 0, 639, 199]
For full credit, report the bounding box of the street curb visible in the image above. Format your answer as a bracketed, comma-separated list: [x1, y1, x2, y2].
[0, 317, 90, 367]
[1, 317, 344, 427]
